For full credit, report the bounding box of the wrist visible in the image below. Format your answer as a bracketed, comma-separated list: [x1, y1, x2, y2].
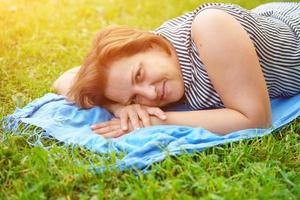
[150, 115, 167, 125]
[103, 103, 124, 115]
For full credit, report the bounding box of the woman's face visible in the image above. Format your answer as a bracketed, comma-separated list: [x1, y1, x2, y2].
[104, 48, 185, 107]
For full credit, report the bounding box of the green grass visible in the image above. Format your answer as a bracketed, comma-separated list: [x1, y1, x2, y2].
[0, 0, 299, 199]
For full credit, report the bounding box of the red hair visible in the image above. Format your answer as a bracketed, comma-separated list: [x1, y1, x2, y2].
[67, 25, 174, 108]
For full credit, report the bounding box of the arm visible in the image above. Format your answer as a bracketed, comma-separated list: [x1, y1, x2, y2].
[52, 66, 81, 97]
[151, 9, 272, 134]
[151, 108, 264, 135]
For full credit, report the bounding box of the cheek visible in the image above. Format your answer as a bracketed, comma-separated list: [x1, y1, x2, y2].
[166, 81, 179, 101]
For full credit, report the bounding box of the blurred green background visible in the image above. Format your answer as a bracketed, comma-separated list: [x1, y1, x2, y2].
[0, 0, 299, 199]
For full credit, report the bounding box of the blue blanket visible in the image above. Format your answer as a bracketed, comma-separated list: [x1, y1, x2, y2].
[1, 93, 300, 172]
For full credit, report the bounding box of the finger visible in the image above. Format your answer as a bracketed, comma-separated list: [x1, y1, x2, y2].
[90, 120, 119, 130]
[136, 109, 151, 127]
[147, 107, 167, 120]
[93, 124, 121, 135]
[101, 129, 126, 138]
[128, 110, 142, 129]
[119, 112, 129, 131]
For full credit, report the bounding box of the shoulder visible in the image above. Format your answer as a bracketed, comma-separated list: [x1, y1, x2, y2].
[191, 8, 242, 40]
[190, 8, 255, 60]
[189, 7, 259, 71]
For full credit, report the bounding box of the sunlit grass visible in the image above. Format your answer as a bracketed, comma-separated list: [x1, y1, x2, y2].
[0, 0, 299, 199]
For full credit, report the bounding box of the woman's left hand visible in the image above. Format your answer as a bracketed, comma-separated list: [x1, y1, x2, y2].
[90, 118, 134, 138]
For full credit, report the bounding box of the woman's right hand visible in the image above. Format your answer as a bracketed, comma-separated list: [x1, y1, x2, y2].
[114, 104, 167, 131]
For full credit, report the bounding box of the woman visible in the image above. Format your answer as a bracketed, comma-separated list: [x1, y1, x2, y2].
[53, 2, 300, 138]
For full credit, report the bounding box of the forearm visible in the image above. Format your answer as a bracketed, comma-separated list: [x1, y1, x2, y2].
[150, 108, 263, 135]
[52, 66, 81, 96]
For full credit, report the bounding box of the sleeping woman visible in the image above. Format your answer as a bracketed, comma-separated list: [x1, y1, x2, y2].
[53, 2, 300, 138]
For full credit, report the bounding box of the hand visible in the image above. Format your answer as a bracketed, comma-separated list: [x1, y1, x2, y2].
[114, 104, 167, 131]
[91, 118, 133, 138]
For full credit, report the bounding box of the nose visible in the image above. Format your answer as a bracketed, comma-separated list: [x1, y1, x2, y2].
[134, 83, 157, 100]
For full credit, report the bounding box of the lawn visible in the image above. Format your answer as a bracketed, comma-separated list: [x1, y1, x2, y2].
[0, 0, 299, 199]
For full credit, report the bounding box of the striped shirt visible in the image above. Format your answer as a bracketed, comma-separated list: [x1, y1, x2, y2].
[154, 2, 300, 110]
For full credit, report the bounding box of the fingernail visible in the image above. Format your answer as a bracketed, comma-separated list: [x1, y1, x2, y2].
[162, 115, 167, 120]
[90, 125, 96, 129]
[122, 126, 127, 130]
